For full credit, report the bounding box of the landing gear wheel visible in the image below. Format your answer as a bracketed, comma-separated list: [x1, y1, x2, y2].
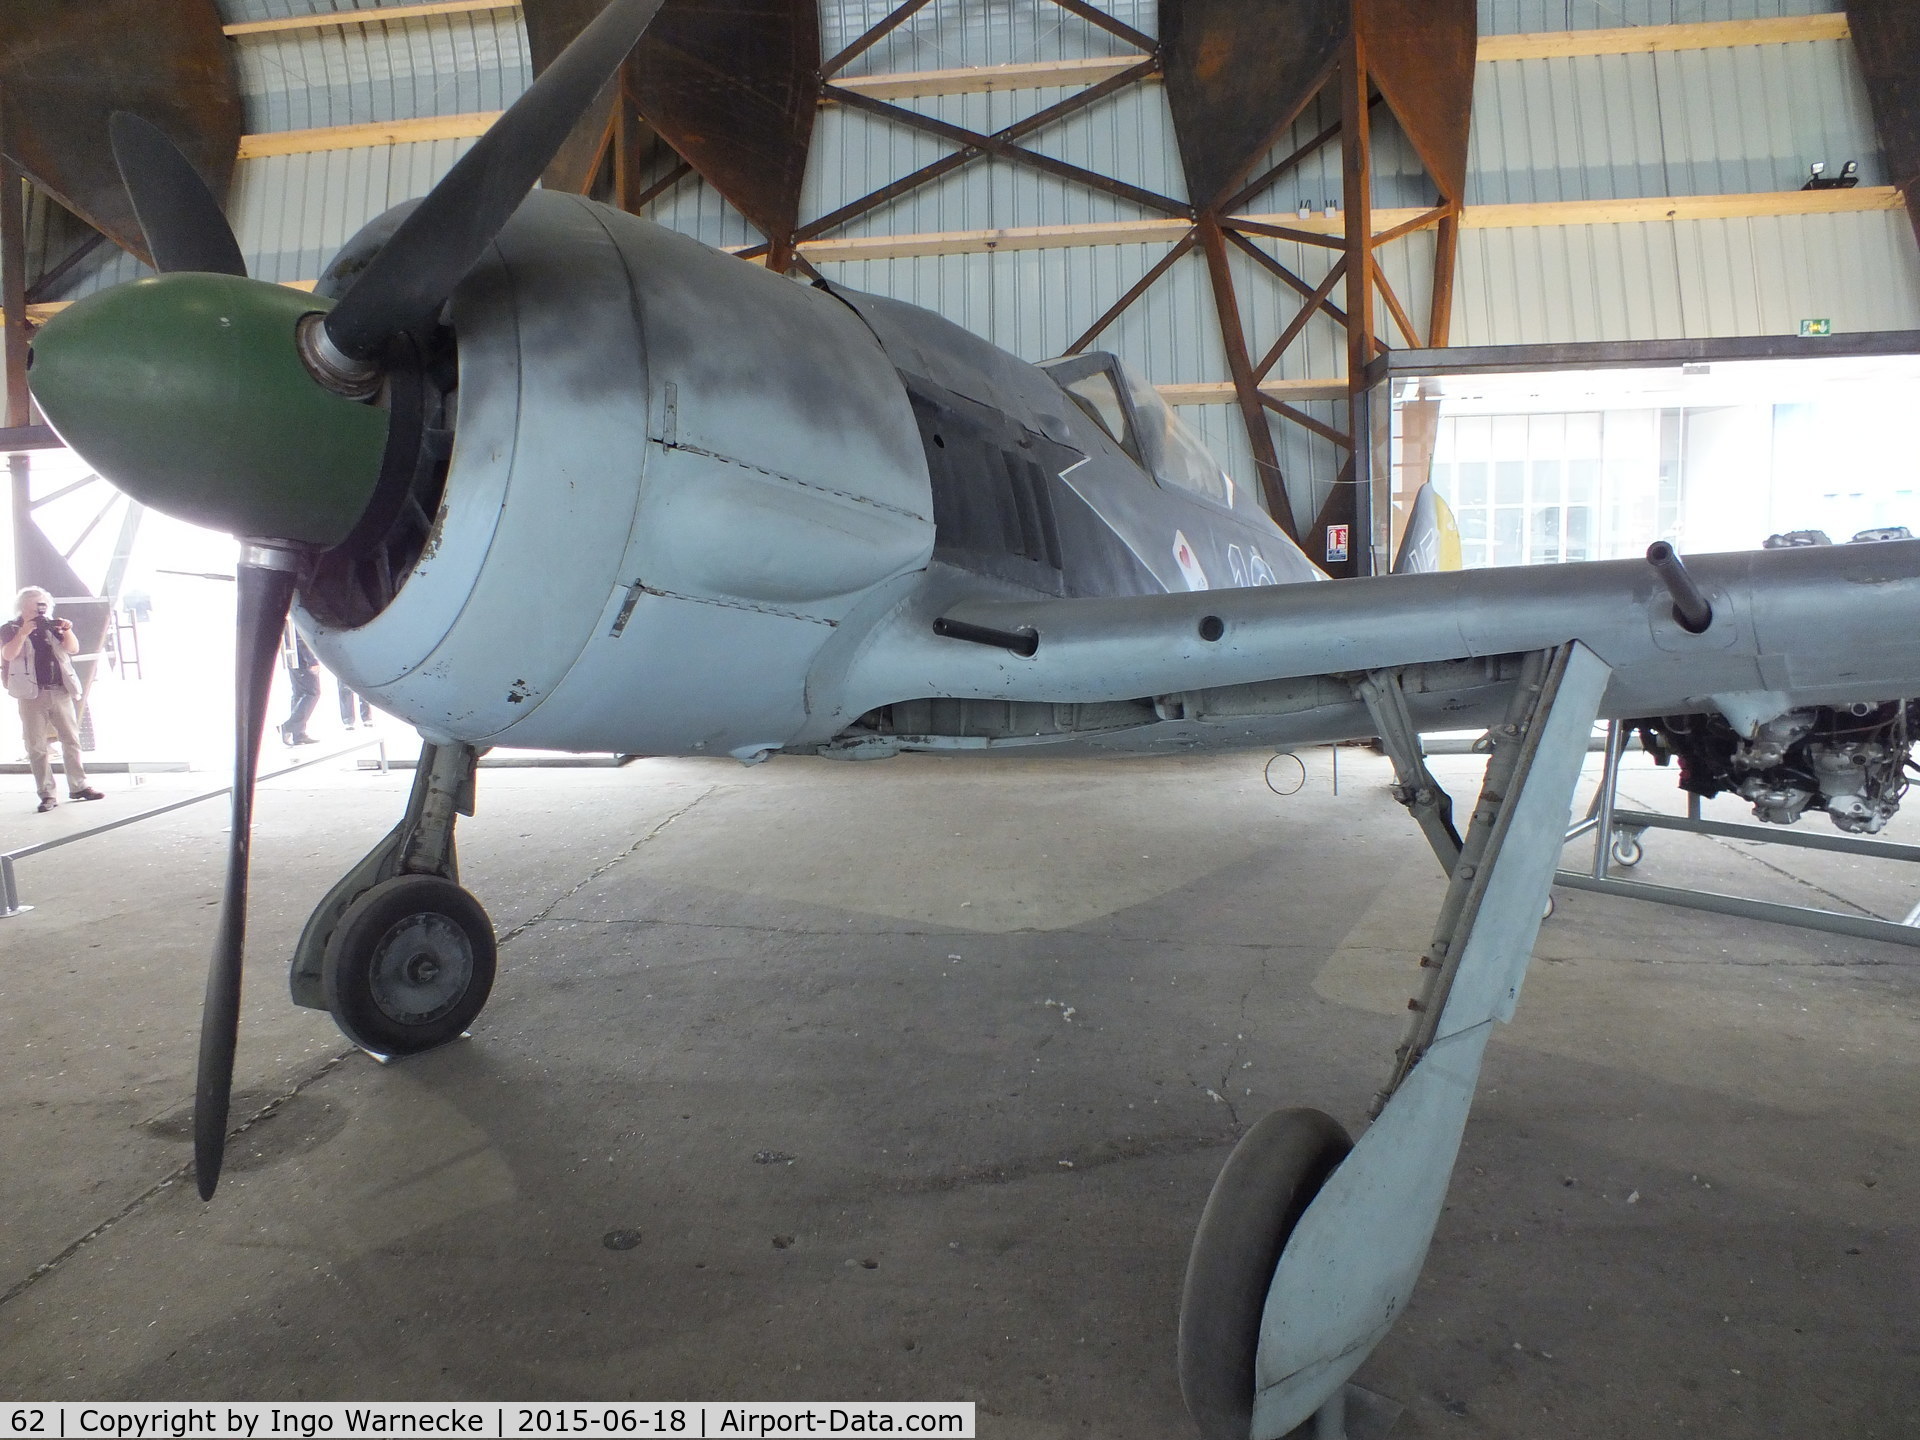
[323, 874, 496, 1056]
[1610, 831, 1644, 868]
[1178, 1107, 1354, 1440]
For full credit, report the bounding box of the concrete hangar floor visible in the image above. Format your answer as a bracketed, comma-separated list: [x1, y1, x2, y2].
[0, 743, 1914, 1437]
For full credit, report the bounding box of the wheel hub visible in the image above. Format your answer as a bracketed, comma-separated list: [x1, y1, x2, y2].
[405, 952, 442, 985]
[368, 913, 472, 1025]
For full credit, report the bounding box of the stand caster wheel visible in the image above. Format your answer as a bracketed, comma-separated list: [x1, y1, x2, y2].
[1179, 1108, 1354, 1440]
[1610, 832, 1644, 868]
[323, 874, 496, 1056]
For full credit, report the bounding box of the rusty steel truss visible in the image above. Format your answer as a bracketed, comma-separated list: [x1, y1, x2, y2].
[529, 0, 1477, 576]
[1, 0, 1482, 580]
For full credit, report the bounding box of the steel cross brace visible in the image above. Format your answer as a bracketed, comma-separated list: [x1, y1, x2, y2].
[1248, 643, 1612, 1439]
[1355, 666, 1463, 876]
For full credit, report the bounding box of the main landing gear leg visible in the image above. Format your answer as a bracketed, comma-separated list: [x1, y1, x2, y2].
[289, 740, 498, 1059]
[1179, 643, 1611, 1440]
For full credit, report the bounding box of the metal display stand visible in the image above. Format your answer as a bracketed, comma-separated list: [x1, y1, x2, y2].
[1556, 720, 1920, 948]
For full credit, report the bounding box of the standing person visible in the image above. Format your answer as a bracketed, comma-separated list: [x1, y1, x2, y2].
[279, 626, 321, 745]
[338, 678, 372, 729]
[2, 586, 105, 813]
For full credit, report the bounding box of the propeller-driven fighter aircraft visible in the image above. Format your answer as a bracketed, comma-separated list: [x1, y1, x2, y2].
[24, 1, 1920, 1434]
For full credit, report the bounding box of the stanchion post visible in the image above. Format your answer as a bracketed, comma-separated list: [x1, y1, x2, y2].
[1591, 719, 1624, 879]
[1, 853, 25, 917]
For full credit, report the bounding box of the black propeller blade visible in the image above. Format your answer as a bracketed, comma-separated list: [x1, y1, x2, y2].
[105, 114, 298, 1197]
[194, 554, 298, 1199]
[109, 112, 248, 277]
[321, 0, 667, 362]
[92, 0, 666, 1200]
[107, 110, 283, 1198]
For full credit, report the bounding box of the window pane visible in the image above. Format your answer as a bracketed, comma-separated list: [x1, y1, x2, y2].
[1533, 460, 1564, 509]
[1568, 459, 1600, 506]
[1457, 462, 1488, 507]
[1452, 415, 1493, 458]
[1495, 461, 1525, 506]
[1064, 373, 1128, 447]
[1153, 414, 1236, 506]
[1566, 506, 1593, 561]
[1122, 370, 1236, 507]
[1494, 508, 1525, 565]
[1532, 505, 1562, 564]
[1565, 412, 1603, 455]
[1458, 508, 1488, 542]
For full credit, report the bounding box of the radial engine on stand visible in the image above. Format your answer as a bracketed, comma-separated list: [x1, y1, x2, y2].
[1634, 699, 1918, 835]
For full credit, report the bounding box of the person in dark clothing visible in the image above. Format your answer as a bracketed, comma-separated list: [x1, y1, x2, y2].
[338, 679, 373, 728]
[280, 629, 321, 745]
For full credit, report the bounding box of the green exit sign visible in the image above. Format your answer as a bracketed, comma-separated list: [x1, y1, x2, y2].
[1799, 318, 1833, 337]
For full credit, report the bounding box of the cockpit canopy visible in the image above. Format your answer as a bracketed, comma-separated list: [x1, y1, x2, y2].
[1039, 351, 1237, 511]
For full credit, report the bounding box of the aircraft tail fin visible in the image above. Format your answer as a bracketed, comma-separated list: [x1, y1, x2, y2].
[1392, 482, 1463, 574]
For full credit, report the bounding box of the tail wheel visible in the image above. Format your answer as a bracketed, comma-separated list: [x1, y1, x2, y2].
[323, 874, 496, 1056]
[1178, 1107, 1355, 1440]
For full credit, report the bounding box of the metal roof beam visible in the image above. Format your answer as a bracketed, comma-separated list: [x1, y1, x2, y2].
[237, 113, 501, 158]
[730, 188, 1905, 263]
[1158, 380, 1350, 407]
[1477, 14, 1850, 62]
[222, 1, 519, 38]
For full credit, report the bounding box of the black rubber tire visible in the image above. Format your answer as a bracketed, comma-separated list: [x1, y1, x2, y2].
[1178, 1107, 1354, 1440]
[323, 874, 496, 1056]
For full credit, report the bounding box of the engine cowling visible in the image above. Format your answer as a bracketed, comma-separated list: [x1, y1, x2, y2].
[297, 192, 935, 760]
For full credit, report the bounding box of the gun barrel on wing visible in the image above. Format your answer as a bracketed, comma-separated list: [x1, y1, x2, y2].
[908, 536, 1920, 716]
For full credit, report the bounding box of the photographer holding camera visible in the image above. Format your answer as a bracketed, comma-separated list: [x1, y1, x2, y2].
[3, 586, 105, 813]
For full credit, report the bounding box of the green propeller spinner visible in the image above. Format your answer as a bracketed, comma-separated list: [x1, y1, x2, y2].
[28, 275, 389, 548]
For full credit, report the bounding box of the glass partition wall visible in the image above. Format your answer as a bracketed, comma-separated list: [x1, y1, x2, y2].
[1381, 352, 1920, 570]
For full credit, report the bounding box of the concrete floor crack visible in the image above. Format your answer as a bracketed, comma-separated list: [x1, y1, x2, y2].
[892, 1129, 1239, 1195]
[496, 786, 718, 947]
[1190, 1064, 1240, 1129]
[1069, 934, 1318, 954]
[540, 916, 951, 939]
[1219, 965, 1262, 1131]
[0, 1051, 356, 1313]
[1216, 1062, 1241, 1129]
